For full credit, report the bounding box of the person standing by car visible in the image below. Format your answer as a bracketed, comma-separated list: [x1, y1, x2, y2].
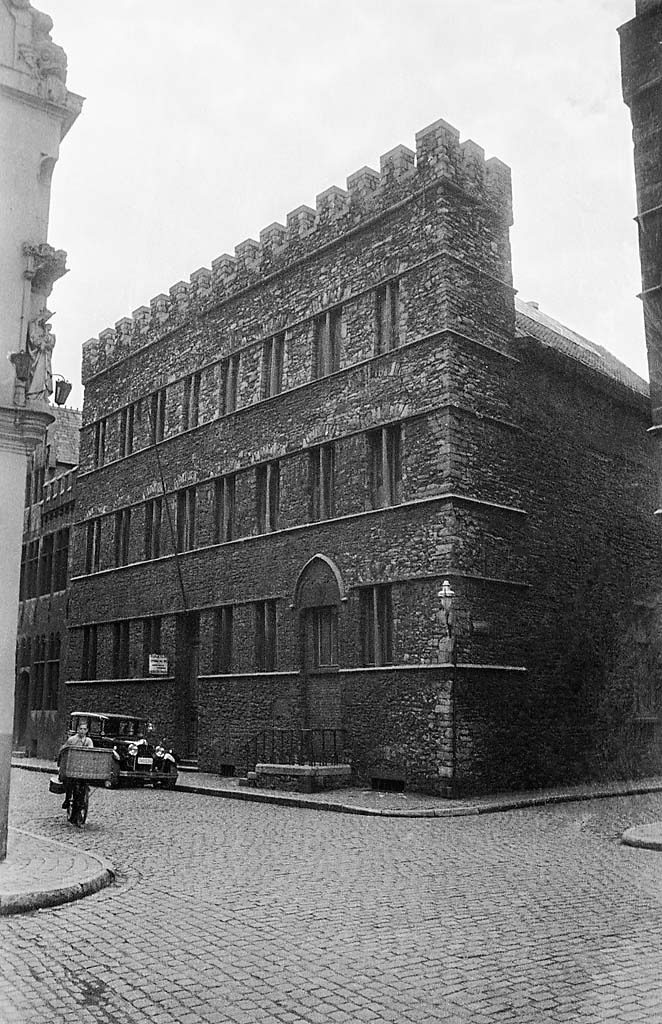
[58, 719, 93, 816]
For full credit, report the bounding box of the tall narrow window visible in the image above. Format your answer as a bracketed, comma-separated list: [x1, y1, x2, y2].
[33, 463, 45, 502]
[119, 403, 135, 458]
[33, 636, 46, 708]
[261, 332, 285, 398]
[310, 443, 335, 521]
[176, 486, 196, 551]
[375, 280, 401, 353]
[313, 308, 342, 379]
[81, 624, 98, 680]
[25, 540, 39, 597]
[256, 461, 279, 533]
[359, 585, 393, 666]
[255, 600, 277, 672]
[214, 474, 235, 543]
[93, 418, 106, 469]
[114, 507, 131, 567]
[182, 371, 201, 431]
[221, 353, 240, 415]
[367, 424, 402, 509]
[85, 518, 101, 574]
[150, 388, 166, 442]
[38, 534, 54, 595]
[19, 544, 27, 601]
[213, 606, 233, 674]
[313, 606, 338, 667]
[53, 528, 70, 591]
[144, 498, 163, 560]
[113, 621, 130, 678]
[44, 633, 60, 710]
[142, 616, 162, 675]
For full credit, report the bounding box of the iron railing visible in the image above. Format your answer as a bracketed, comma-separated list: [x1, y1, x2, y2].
[244, 727, 346, 773]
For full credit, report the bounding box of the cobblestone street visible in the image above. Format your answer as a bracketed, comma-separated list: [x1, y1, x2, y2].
[2, 769, 662, 1024]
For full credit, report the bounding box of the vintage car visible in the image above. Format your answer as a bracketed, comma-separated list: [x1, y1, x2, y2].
[68, 712, 178, 789]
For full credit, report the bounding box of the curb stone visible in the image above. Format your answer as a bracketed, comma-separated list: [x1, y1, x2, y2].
[176, 777, 662, 818]
[12, 758, 662, 819]
[0, 827, 115, 916]
[621, 823, 662, 851]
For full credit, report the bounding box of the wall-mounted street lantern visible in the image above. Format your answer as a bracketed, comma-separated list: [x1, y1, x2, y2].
[9, 351, 31, 382]
[438, 580, 455, 637]
[53, 374, 72, 406]
[438, 579, 457, 797]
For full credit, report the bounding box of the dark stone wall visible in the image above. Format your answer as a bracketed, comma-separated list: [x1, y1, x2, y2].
[63, 127, 661, 794]
[64, 678, 179, 748]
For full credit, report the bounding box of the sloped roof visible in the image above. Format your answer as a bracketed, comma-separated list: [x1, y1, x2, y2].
[515, 297, 648, 397]
[46, 406, 81, 467]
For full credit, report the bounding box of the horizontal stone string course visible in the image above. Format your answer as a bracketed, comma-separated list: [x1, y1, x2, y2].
[81, 117, 512, 384]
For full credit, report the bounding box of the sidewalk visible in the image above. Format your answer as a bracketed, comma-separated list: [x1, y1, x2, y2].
[12, 756, 662, 818]
[4, 757, 662, 916]
[0, 825, 114, 916]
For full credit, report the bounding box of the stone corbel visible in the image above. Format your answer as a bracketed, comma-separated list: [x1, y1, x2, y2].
[23, 243, 67, 295]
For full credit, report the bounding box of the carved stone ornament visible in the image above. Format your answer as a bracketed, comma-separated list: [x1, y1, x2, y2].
[23, 243, 67, 294]
[25, 310, 55, 403]
[13, 2, 68, 104]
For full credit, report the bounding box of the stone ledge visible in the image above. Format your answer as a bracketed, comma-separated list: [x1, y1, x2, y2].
[254, 763, 352, 793]
[256, 763, 351, 777]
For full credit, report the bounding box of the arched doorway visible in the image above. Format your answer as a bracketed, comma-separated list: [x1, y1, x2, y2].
[292, 555, 347, 730]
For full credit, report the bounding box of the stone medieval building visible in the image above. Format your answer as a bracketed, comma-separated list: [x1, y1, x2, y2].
[619, 1, 662, 768]
[64, 118, 660, 795]
[621, 1, 662, 494]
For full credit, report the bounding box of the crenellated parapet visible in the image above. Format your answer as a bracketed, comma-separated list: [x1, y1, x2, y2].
[81, 117, 512, 383]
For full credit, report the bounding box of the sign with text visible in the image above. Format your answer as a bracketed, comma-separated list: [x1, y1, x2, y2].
[148, 654, 169, 676]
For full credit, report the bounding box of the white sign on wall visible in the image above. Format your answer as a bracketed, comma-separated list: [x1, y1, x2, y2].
[148, 654, 169, 676]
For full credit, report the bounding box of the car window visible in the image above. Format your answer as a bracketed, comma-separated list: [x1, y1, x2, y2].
[71, 717, 103, 738]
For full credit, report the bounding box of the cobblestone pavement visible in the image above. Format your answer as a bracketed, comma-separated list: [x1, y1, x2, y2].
[2, 769, 662, 1024]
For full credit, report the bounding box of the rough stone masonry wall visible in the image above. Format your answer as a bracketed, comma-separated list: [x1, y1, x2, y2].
[67, 115, 517, 775]
[78, 118, 511, 395]
[64, 678, 178, 749]
[64, 113, 660, 794]
[619, 4, 662, 782]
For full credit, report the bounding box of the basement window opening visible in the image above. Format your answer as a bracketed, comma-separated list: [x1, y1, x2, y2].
[371, 775, 405, 793]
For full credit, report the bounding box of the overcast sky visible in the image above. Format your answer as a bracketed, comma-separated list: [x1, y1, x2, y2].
[44, 0, 642, 409]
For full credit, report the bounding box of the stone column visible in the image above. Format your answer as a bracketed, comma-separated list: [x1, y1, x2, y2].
[0, 0, 82, 859]
[0, 407, 52, 858]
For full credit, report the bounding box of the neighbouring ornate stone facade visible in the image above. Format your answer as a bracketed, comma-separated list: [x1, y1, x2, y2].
[64, 118, 661, 796]
[14, 406, 80, 759]
[0, 0, 81, 858]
